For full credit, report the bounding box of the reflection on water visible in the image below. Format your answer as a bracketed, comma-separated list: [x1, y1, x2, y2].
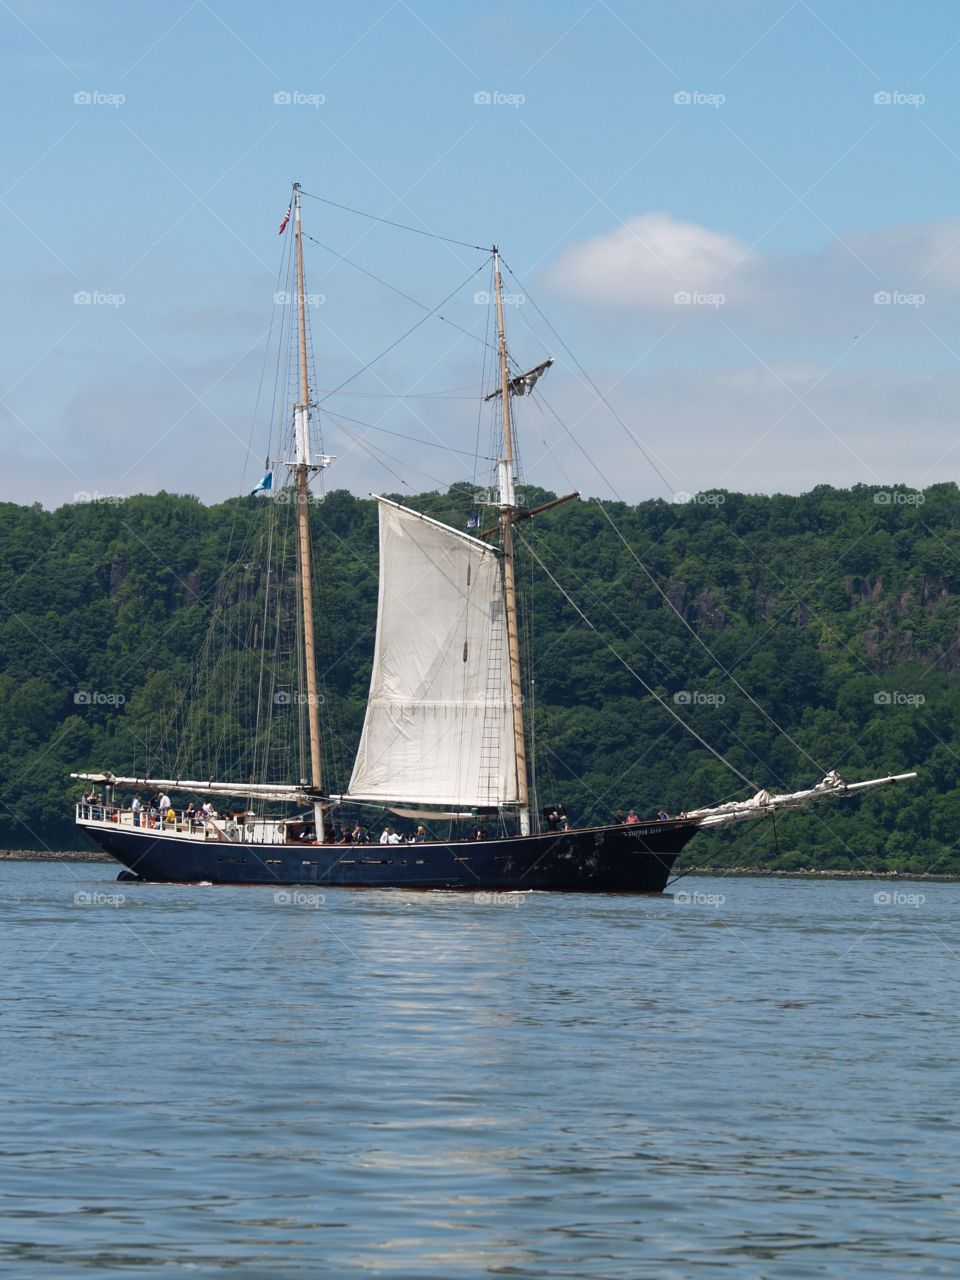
[3, 864, 960, 1278]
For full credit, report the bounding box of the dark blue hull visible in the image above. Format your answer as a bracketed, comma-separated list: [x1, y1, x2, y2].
[83, 819, 701, 892]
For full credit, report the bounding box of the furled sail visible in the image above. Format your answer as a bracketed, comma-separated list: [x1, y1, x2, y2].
[347, 498, 518, 807]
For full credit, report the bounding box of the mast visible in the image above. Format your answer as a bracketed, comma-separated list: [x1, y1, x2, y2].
[492, 247, 531, 835]
[292, 182, 326, 840]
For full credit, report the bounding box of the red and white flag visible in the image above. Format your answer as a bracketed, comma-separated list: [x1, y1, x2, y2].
[278, 206, 291, 235]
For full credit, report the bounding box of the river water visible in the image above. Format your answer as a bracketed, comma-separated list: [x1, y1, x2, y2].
[3, 862, 959, 1278]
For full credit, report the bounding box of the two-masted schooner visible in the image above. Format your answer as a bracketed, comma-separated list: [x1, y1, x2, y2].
[71, 186, 915, 890]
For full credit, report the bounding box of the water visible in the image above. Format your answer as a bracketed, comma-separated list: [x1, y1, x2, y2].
[3, 862, 959, 1279]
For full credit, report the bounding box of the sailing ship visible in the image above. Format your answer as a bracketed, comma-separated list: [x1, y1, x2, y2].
[71, 186, 915, 891]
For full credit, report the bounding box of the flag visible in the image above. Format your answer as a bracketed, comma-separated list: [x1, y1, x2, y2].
[278, 206, 291, 235]
[467, 513, 479, 530]
[250, 471, 273, 496]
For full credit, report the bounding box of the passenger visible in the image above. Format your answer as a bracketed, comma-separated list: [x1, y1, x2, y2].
[474, 825, 487, 841]
[158, 792, 171, 815]
[201, 801, 216, 819]
[545, 807, 560, 832]
[351, 823, 367, 844]
[657, 809, 670, 821]
[166, 806, 176, 826]
[387, 828, 402, 845]
[414, 825, 426, 844]
[131, 793, 142, 827]
[379, 827, 391, 845]
[613, 810, 625, 824]
[625, 809, 640, 825]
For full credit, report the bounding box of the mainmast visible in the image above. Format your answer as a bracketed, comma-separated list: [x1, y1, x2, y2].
[292, 182, 326, 839]
[492, 247, 531, 835]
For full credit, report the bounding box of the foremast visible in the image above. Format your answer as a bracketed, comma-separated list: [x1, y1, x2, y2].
[492, 247, 531, 835]
[292, 182, 327, 840]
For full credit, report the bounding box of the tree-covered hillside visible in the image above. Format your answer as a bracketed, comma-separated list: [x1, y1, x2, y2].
[1, 482, 955, 871]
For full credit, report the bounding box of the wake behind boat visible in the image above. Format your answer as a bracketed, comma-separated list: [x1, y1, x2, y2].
[71, 185, 915, 891]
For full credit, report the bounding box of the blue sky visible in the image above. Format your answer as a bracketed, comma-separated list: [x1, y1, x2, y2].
[4, 0, 960, 506]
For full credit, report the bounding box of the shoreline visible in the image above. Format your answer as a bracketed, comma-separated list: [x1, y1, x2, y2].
[1, 850, 956, 881]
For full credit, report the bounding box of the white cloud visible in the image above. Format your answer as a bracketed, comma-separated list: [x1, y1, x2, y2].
[544, 214, 960, 335]
[545, 212, 747, 308]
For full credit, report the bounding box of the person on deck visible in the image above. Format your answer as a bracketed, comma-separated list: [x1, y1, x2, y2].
[131, 794, 142, 827]
[625, 809, 640, 825]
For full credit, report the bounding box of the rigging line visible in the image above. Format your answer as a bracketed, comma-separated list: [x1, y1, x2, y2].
[518, 531, 759, 792]
[593, 499, 829, 776]
[313, 385, 482, 399]
[314, 261, 490, 407]
[499, 257, 678, 498]
[302, 232, 497, 354]
[322, 407, 495, 460]
[298, 189, 491, 252]
[334, 423, 448, 491]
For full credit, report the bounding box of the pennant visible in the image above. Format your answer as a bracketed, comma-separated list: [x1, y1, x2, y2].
[250, 471, 273, 496]
[278, 206, 291, 236]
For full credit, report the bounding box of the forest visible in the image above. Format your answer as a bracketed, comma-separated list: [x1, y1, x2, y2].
[1, 480, 956, 872]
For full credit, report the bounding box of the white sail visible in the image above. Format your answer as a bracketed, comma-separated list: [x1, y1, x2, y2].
[347, 498, 518, 807]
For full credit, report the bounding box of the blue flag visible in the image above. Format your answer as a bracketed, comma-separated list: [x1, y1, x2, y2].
[467, 513, 479, 530]
[250, 471, 273, 496]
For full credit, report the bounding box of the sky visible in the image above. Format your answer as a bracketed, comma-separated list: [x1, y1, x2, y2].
[3, 0, 960, 508]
